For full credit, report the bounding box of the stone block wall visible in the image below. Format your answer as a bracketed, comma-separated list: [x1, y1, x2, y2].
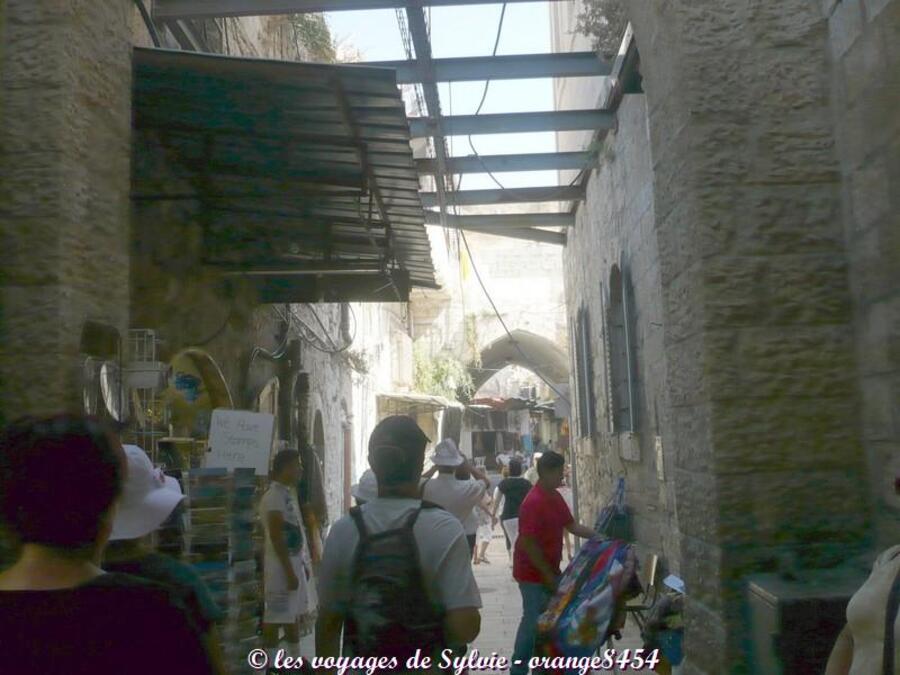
[825, 0, 900, 547]
[556, 1, 886, 671]
[623, 1, 873, 671]
[0, 1, 133, 424]
[563, 94, 680, 577]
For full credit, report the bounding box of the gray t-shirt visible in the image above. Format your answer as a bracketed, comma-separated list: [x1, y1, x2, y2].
[318, 497, 482, 614]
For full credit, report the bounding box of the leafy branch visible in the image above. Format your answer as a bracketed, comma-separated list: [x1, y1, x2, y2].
[414, 345, 475, 402]
[574, 0, 627, 60]
[290, 13, 336, 63]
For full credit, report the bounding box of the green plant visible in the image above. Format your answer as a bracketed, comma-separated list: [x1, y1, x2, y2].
[414, 344, 475, 402]
[290, 13, 336, 63]
[574, 0, 627, 60]
[343, 348, 370, 375]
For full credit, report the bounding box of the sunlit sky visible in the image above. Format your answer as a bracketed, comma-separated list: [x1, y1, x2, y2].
[326, 4, 557, 191]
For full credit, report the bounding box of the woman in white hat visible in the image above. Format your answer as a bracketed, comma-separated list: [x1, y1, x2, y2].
[103, 445, 226, 675]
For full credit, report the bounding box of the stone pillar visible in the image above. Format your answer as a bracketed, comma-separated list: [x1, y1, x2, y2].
[0, 2, 133, 424]
[627, 1, 872, 672]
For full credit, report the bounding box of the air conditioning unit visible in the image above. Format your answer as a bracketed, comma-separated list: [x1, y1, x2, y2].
[747, 571, 867, 674]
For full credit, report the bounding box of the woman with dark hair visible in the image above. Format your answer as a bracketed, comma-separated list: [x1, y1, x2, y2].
[0, 415, 213, 675]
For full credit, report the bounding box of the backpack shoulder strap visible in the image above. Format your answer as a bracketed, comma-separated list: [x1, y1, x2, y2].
[405, 505, 424, 529]
[420, 499, 444, 511]
[350, 505, 368, 539]
[884, 560, 900, 675]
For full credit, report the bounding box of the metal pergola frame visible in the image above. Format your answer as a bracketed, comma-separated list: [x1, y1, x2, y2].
[151, 0, 641, 245]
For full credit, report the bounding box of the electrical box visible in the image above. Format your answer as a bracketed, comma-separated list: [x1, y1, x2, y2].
[747, 571, 865, 675]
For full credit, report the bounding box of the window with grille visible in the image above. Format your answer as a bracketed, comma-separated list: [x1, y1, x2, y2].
[572, 307, 596, 438]
[607, 265, 638, 433]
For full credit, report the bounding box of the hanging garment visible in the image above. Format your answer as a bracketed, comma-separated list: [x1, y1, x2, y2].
[536, 538, 641, 673]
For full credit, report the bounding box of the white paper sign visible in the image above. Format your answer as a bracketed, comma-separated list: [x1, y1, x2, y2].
[207, 409, 275, 475]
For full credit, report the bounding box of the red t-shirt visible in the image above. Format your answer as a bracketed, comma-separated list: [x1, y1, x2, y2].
[513, 483, 574, 584]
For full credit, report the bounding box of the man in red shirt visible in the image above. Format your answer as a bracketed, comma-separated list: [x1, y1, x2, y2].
[511, 452, 597, 675]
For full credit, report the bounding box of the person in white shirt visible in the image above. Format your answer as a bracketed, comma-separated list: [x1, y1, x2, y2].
[260, 449, 315, 663]
[316, 416, 482, 670]
[421, 439, 491, 554]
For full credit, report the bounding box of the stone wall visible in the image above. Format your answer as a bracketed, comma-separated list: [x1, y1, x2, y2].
[563, 94, 680, 576]
[825, 0, 900, 548]
[555, 1, 887, 671]
[629, 1, 874, 670]
[0, 1, 134, 424]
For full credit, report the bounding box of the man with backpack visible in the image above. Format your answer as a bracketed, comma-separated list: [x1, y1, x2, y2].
[316, 416, 482, 673]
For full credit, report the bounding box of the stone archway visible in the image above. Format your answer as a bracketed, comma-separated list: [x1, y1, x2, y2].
[613, 3, 875, 672]
[470, 329, 568, 394]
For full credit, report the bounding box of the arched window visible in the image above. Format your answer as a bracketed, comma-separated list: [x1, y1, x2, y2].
[572, 307, 596, 438]
[607, 266, 638, 433]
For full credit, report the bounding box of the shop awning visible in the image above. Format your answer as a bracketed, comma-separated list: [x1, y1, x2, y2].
[131, 47, 436, 302]
[376, 392, 464, 415]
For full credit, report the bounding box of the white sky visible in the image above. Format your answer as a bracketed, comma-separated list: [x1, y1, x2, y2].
[326, 4, 557, 191]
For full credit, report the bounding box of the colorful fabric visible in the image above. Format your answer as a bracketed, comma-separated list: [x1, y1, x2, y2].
[513, 483, 574, 584]
[536, 538, 639, 671]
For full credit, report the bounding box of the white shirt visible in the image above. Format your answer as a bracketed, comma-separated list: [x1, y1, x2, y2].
[259, 481, 304, 562]
[318, 497, 482, 614]
[847, 545, 900, 675]
[421, 473, 486, 526]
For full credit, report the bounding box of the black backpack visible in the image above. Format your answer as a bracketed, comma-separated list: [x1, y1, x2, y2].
[344, 504, 445, 664]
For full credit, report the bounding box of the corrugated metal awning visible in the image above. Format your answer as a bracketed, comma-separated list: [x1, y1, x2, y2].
[376, 392, 464, 412]
[131, 47, 436, 302]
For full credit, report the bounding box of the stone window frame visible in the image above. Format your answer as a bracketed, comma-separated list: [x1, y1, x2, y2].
[606, 264, 639, 434]
[572, 306, 597, 438]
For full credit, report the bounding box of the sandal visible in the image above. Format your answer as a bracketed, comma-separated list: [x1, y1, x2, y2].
[480, 557, 491, 564]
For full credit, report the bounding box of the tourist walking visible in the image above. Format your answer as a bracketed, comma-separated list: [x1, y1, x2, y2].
[316, 416, 481, 671]
[473, 492, 495, 565]
[510, 452, 598, 675]
[104, 444, 227, 675]
[0, 415, 213, 675]
[421, 438, 491, 554]
[492, 457, 532, 564]
[260, 449, 316, 665]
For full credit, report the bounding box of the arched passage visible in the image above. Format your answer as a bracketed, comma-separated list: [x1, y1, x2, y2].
[470, 330, 568, 394]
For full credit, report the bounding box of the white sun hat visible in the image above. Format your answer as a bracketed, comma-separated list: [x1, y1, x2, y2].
[430, 438, 464, 467]
[350, 469, 379, 502]
[110, 444, 185, 541]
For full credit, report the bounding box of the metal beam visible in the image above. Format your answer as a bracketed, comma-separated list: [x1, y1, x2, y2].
[409, 109, 615, 138]
[425, 212, 575, 228]
[465, 227, 566, 245]
[160, 19, 207, 51]
[367, 52, 609, 84]
[405, 5, 450, 229]
[154, 0, 567, 19]
[417, 151, 592, 175]
[420, 185, 584, 208]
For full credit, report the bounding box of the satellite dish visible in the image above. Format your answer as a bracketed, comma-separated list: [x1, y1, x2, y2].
[100, 360, 125, 422]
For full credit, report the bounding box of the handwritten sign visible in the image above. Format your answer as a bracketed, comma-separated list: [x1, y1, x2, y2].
[207, 409, 275, 476]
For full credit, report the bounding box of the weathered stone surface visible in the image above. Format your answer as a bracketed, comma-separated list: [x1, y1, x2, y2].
[557, 0, 895, 670]
[0, 0, 133, 424]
